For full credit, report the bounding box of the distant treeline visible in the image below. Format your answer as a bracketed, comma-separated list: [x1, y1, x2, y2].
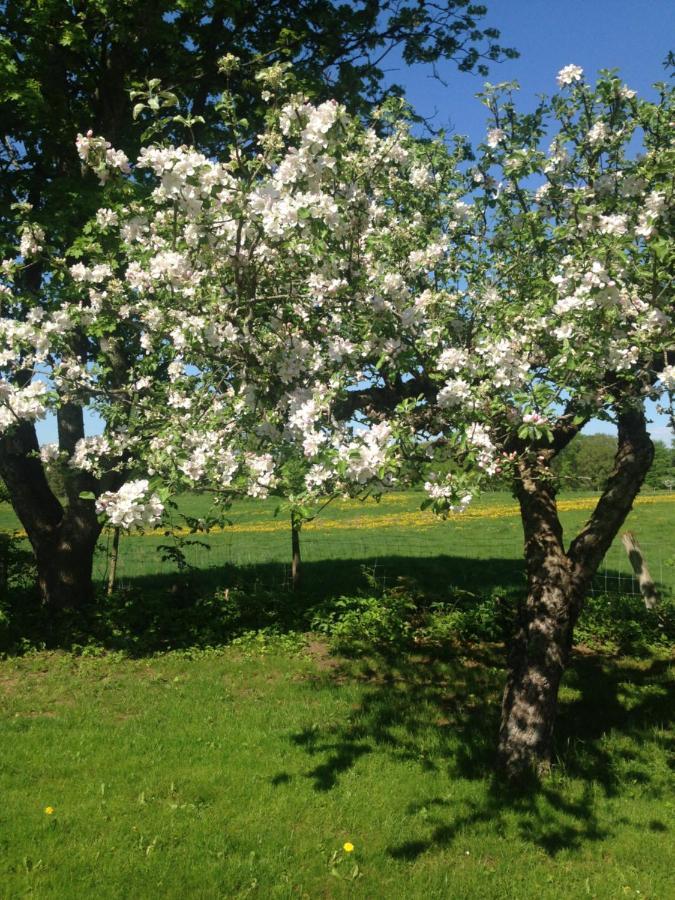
[551, 434, 674, 492]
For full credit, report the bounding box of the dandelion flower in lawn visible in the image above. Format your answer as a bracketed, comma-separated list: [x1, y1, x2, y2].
[44, 806, 55, 815]
[343, 842, 354, 853]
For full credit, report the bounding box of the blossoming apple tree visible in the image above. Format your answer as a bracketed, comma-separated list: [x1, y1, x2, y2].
[2, 63, 672, 775]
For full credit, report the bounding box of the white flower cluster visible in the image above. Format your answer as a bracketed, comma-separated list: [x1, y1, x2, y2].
[69, 435, 112, 473]
[95, 479, 164, 530]
[76, 130, 131, 183]
[39, 443, 61, 465]
[0, 380, 48, 432]
[423, 474, 473, 512]
[486, 128, 505, 149]
[340, 422, 393, 485]
[660, 366, 675, 391]
[19, 225, 45, 259]
[556, 64, 583, 87]
[246, 453, 277, 498]
[438, 378, 471, 408]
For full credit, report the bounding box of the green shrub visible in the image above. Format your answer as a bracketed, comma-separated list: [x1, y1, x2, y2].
[576, 592, 675, 653]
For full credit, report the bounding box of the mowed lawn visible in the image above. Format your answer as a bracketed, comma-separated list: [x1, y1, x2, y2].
[1, 490, 673, 897]
[1, 644, 673, 899]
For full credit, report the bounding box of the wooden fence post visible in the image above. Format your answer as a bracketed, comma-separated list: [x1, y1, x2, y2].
[621, 531, 659, 610]
[106, 526, 121, 597]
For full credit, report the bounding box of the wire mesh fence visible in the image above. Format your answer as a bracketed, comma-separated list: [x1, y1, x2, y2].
[93, 501, 674, 599]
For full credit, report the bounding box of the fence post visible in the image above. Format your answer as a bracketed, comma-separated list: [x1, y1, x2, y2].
[106, 526, 121, 597]
[621, 531, 659, 610]
[291, 512, 301, 592]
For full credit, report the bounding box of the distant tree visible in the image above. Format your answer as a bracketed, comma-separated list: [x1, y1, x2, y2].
[644, 440, 675, 489]
[555, 434, 674, 491]
[552, 433, 617, 491]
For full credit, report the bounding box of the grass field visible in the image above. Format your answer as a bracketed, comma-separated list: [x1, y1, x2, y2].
[6, 491, 675, 596]
[3, 489, 672, 597]
[1, 643, 673, 899]
[1, 493, 673, 897]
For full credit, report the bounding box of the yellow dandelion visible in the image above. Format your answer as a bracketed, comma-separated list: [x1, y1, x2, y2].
[44, 806, 55, 815]
[343, 842, 354, 853]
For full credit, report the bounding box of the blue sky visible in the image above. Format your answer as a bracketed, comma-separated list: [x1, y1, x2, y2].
[376, 0, 675, 444]
[36, 0, 674, 445]
[384, 0, 674, 142]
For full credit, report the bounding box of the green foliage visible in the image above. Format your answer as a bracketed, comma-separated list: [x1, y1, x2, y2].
[551, 434, 674, 492]
[575, 592, 675, 653]
[311, 583, 673, 657]
[311, 590, 417, 654]
[552, 433, 618, 491]
[0, 0, 515, 262]
[644, 440, 675, 489]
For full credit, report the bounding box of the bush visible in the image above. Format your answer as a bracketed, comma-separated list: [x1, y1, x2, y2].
[576, 592, 675, 654]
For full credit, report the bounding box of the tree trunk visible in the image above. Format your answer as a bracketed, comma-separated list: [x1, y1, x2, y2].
[0, 419, 102, 612]
[497, 462, 580, 779]
[498, 405, 654, 780]
[34, 520, 101, 610]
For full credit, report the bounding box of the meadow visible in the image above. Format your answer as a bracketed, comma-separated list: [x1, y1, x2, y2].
[1, 490, 673, 898]
[3, 488, 671, 597]
[1, 642, 673, 898]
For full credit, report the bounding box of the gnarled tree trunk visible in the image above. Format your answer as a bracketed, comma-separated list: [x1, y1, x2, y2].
[497, 406, 655, 780]
[0, 414, 102, 612]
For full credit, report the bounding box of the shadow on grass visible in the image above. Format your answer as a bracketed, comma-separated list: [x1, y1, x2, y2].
[285, 645, 672, 859]
[5, 551, 670, 658]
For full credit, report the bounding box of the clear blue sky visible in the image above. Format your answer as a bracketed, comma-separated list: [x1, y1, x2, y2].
[36, 0, 674, 446]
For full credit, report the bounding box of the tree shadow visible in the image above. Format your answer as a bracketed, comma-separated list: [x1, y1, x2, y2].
[282, 644, 672, 859]
[4, 553, 528, 653]
[5, 550, 669, 657]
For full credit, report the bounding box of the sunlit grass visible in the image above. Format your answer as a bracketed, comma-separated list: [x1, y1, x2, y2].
[0, 644, 672, 898]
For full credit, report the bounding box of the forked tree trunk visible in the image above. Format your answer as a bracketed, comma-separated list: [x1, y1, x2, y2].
[497, 468, 581, 778]
[497, 406, 655, 780]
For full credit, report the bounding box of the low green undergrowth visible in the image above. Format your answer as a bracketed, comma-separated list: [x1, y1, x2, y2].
[3, 564, 673, 659]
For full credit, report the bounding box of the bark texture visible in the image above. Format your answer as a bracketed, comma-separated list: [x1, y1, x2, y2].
[0, 417, 102, 610]
[498, 406, 655, 779]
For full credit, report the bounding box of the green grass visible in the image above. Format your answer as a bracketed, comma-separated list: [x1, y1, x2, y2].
[0, 643, 672, 898]
[5, 488, 672, 593]
[81, 490, 675, 596]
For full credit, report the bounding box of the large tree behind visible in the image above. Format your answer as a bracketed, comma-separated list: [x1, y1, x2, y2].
[0, 0, 514, 611]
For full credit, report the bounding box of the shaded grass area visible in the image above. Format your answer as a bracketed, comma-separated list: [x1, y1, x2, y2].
[5, 554, 673, 657]
[0, 643, 672, 898]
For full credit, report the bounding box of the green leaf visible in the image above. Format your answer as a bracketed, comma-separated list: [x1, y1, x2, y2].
[79, 491, 96, 501]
